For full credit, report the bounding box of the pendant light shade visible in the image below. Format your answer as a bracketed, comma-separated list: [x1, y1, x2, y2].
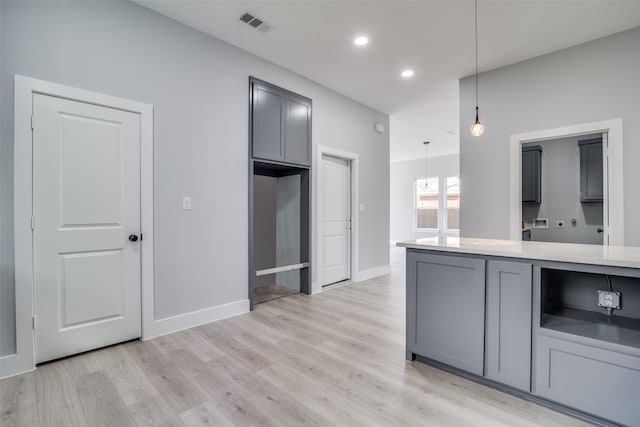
[470, 107, 485, 137]
[470, 0, 485, 137]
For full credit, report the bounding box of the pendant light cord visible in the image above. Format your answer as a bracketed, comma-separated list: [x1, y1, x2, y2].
[475, 0, 479, 112]
[424, 141, 430, 189]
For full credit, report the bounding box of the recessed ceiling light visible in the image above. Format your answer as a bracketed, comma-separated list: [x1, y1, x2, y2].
[401, 70, 415, 78]
[354, 36, 369, 46]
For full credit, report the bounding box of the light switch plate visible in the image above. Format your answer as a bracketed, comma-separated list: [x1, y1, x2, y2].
[183, 197, 192, 211]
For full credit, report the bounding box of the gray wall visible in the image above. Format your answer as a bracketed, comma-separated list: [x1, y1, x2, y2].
[252, 176, 277, 288]
[276, 175, 301, 290]
[390, 154, 459, 242]
[0, 1, 390, 356]
[522, 136, 603, 245]
[459, 27, 640, 246]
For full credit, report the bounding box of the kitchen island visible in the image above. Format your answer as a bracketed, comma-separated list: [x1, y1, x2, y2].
[397, 237, 640, 427]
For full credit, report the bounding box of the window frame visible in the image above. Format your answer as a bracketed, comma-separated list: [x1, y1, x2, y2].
[413, 177, 440, 232]
[413, 175, 460, 235]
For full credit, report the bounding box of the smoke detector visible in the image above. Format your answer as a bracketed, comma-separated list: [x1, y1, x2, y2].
[239, 12, 272, 33]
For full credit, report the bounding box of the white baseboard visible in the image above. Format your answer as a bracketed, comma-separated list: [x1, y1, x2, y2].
[311, 281, 322, 295]
[354, 265, 391, 282]
[0, 353, 35, 379]
[142, 299, 249, 340]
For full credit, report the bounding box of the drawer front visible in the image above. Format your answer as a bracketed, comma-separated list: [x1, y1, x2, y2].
[535, 335, 640, 425]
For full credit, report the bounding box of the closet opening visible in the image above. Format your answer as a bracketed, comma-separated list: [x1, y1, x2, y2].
[251, 161, 310, 306]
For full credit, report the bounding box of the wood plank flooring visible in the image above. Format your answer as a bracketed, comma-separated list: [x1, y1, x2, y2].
[1, 247, 589, 427]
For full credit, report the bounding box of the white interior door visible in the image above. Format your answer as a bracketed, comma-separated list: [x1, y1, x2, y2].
[321, 155, 351, 285]
[33, 93, 142, 364]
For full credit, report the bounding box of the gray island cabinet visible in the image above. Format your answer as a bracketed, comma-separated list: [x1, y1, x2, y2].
[399, 237, 640, 427]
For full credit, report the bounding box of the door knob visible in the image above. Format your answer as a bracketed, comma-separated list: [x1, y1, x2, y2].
[597, 228, 603, 234]
[129, 234, 139, 242]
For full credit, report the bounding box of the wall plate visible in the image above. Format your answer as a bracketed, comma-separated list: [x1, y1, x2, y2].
[533, 218, 548, 229]
[597, 290, 621, 310]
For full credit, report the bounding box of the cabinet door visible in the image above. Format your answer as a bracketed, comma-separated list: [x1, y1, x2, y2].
[535, 335, 640, 426]
[284, 95, 311, 166]
[486, 261, 532, 391]
[406, 251, 486, 375]
[252, 82, 284, 161]
[579, 140, 603, 202]
[522, 147, 541, 203]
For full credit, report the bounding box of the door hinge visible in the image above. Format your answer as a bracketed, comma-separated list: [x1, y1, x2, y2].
[31, 115, 36, 130]
[31, 216, 36, 231]
[32, 316, 36, 330]
[140, 233, 143, 241]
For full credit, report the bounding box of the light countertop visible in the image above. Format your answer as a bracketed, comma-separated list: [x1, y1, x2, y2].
[396, 236, 640, 269]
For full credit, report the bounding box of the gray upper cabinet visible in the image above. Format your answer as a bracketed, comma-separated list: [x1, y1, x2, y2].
[252, 82, 285, 161]
[579, 138, 603, 203]
[485, 260, 532, 391]
[522, 145, 542, 203]
[284, 95, 311, 165]
[250, 78, 311, 166]
[406, 250, 486, 376]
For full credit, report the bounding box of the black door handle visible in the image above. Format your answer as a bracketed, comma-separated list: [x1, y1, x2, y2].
[129, 234, 139, 242]
[597, 228, 603, 234]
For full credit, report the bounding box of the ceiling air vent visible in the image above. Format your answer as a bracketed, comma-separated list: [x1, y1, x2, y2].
[239, 12, 271, 33]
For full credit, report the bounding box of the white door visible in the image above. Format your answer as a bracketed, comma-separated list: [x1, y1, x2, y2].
[33, 93, 142, 363]
[321, 155, 351, 285]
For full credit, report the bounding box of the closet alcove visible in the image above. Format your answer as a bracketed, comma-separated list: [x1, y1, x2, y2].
[248, 77, 312, 308]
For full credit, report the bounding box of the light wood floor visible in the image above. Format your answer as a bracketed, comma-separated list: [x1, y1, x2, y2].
[1, 247, 589, 427]
[253, 284, 299, 305]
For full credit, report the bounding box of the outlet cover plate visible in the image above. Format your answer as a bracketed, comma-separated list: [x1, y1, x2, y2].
[597, 290, 621, 310]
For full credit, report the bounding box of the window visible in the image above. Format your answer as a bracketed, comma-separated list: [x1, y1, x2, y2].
[446, 176, 460, 231]
[414, 176, 460, 233]
[415, 177, 439, 230]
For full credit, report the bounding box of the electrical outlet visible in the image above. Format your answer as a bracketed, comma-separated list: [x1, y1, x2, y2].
[597, 290, 621, 310]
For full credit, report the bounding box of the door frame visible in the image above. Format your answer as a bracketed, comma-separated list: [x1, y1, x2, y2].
[5, 75, 154, 378]
[509, 118, 623, 246]
[314, 145, 359, 293]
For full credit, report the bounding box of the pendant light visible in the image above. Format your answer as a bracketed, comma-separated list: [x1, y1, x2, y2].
[421, 141, 430, 190]
[470, 0, 485, 137]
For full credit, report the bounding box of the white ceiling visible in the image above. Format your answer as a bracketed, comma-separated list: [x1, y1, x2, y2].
[135, 0, 640, 161]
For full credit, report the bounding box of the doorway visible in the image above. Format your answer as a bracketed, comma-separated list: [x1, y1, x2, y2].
[10, 75, 154, 378]
[509, 119, 624, 246]
[521, 133, 605, 245]
[320, 154, 352, 286]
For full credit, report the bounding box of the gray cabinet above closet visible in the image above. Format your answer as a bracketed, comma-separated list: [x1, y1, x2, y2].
[250, 78, 311, 167]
